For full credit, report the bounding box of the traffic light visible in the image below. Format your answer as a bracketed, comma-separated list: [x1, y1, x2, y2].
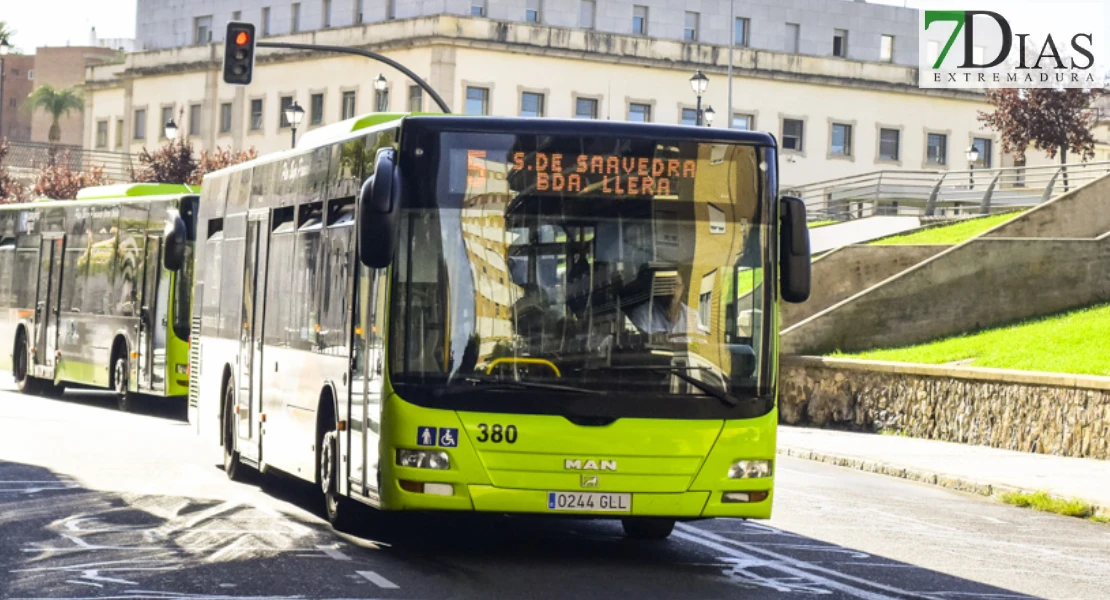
[223, 22, 256, 85]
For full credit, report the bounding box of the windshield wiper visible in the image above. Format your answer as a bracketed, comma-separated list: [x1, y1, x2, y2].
[600, 366, 739, 408]
[433, 377, 607, 398]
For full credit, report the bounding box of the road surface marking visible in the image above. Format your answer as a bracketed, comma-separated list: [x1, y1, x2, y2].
[357, 570, 400, 589]
[677, 523, 938, 600]
[64, 581, 102, 588]
[316, 544, 352, 561]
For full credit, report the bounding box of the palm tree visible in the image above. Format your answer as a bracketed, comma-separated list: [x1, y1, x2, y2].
[25, 85, 84, 143]
[0, 21, 15, 45]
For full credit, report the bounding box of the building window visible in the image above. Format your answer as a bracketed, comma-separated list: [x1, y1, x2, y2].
[732, 114, 753, 130]
[708, 204, 726, 234]
[95, 120, 109, 149]
[880, 34, 895, 63]
[735, 17, 749, 47]
[786, 23, 800, 53]
[250, 98, 264, 131]
[833, 29, 848, 58]
[632, 5, 648, 36]
[219, 102, 233, 133]
[133, 109, 147, 140]
[972, 137, 993, 168]
[114, 119, 124, 149]
[830, 123, 852, 156]
[342, 91, 357, 119]
[628, 102, 651, 122]
[520, 92, 544, 117]
[575, 97, 598, 119]
[262, 7, 271, 35]
[188, 103, 202, 136]
[782, 118, 804, 152]
[684, 12, 699, 42]
[680, 108, 698, 126]
[579, 0, 595, 29]
[879, 128, 900, 161]
[291, 3, 301, 32]
[194, 15, 213, 44]
[27, 69, 34, 81]
[526, 0, 541, 23]
[322, 0, 332, 27]
[927, 133, 947, 165]
[471, 1, 485, 17]
[408, 86, 423, 112]
[375, 88, 389, 112]
[303, 93, 321, 125]
[160, 106, 174, 138]
[697, 291, 712, 330]
[279, 95, 294, 128]
[465, 87, 490, 115]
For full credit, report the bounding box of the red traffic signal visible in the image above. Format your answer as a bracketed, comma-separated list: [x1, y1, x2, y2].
[223, 21, 256, 85]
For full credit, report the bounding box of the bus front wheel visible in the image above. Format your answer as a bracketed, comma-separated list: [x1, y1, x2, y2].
[621, 518, 676, 540]
[113, 355, 133, 412]
[223, 385, 244, 481]
[13, 334, 39, 395]
[319, 429, 357, 531]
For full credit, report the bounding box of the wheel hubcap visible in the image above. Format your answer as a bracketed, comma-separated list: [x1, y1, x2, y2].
[115, 361, 124, 394]
[321, 436, 334, 495]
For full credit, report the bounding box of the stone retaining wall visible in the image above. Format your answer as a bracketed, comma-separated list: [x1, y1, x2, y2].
[780, 356, 1110, 460]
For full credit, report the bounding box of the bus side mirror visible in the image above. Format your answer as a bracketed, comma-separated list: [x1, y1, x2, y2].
[163, 212, 188, 272]
[780, 196, 811, 303]
[358, 148, 401, 268]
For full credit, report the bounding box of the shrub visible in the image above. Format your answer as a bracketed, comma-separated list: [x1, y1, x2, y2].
[32, 150, 111, 200]
[0, 139, 28, 204]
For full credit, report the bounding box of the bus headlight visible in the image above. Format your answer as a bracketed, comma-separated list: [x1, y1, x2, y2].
[728, 460, 772, 479]
[396, 449, 451, 470]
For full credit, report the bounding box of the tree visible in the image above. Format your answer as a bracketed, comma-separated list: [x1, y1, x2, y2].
[32, 150, 111, 199]
[25, 85, 85, 143]
[0, 21, 14, 45]
[0, 139, 29, 204]
[133, 137, 197, 185]
[979, 88, 1102, 190]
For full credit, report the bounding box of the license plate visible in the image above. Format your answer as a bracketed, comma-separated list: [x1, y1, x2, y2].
[547, 492, 631, 512]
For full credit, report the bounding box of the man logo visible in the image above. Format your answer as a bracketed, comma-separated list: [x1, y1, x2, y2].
[564, 459, 617, 471]
[581, 475, 599, 488]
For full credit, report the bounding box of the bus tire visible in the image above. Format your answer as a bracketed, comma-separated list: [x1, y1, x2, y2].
[13, 332, 39, 395]
[113, 354, 134, 412]
[621, 518, 676, 540]
[320, 428, 357, 531]
[223, 385, 244, 481]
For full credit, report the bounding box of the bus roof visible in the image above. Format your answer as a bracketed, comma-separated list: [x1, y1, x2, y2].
[76, 183, 197, 200]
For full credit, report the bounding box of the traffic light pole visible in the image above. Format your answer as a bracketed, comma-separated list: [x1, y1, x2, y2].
[256, 41, 451, 114]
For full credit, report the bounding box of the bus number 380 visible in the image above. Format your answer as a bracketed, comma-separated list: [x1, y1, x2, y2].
[476, 424, 518, 444]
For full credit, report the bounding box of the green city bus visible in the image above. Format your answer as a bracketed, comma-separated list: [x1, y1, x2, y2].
[191, 113, 809, 539]
[1, 184, 199, 410]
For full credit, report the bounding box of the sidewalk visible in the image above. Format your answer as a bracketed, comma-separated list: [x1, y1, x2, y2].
[777, 426, 1110, 517]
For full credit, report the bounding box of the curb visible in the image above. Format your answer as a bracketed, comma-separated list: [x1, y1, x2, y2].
[777, 446, 1109, 520]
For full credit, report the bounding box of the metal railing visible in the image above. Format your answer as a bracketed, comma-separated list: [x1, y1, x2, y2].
[3, 141, 137, 182]
[788, 161, 1110, 222]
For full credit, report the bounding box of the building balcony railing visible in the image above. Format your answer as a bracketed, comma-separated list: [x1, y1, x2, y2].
[786, 161, 1110, 222]
[3, 141, 137, 183]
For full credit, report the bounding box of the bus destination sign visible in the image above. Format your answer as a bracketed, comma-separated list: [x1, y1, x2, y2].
[467, 150, 698, 196]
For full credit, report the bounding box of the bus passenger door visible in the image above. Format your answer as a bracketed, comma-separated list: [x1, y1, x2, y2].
[34, 236, 64, 371]
[349, 264, 383, 497]
[236, 216, 268, 464]
[138, 235, 167, 392]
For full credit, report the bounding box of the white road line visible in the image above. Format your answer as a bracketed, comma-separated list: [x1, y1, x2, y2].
[357, 570, 400, 589]
[316, 544, 352, 561]
[676, 523, 939, 600]
[64, 581, 103, 588]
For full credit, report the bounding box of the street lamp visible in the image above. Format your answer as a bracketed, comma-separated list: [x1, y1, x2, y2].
[374, 74, 388, 111]
[689, 70, 709, 126]
[285, 101, 305, 148]
[966, 145, 980, 189]
[0, 39, 9, 141]
[703, 105, 716, 127]
[164, 119, 178, 141]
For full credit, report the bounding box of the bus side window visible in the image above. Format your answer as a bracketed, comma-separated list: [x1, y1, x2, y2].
[0, 237, 14, 309]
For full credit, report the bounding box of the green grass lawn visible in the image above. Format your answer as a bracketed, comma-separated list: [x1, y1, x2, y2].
[869, 211, 1023, 246]
[808, 220, 836, 228]
[832, 302, 1110, 376]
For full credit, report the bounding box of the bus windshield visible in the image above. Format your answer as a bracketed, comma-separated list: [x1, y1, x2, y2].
[390, 131, 772, 418]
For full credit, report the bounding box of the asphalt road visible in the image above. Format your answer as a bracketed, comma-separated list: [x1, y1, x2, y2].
[1, 383, 1108, 600]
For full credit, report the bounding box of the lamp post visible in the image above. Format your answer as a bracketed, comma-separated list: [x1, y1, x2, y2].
[689, 70, 709, 126]
[966, 145, 980, 189]
[285, 101, 305, 148]
[164, 118, 178, 141]
[374, 74, 388, 112]
[0, 39, 9, 141]
[703, 106, 716, 127]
